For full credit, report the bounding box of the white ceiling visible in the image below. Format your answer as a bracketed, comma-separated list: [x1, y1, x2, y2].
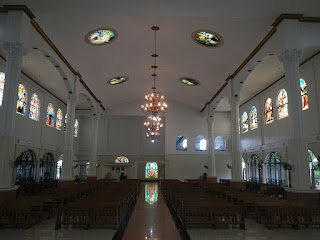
[1, 0, 320, 112]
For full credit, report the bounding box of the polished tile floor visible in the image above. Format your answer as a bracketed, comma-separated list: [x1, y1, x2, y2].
[122, 182, 181, 240]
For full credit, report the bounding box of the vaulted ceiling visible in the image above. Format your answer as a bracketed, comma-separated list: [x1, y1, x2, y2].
[1, 0, 320, 112]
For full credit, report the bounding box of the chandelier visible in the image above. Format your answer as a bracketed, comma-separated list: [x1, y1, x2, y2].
[141, 26, 167, 142]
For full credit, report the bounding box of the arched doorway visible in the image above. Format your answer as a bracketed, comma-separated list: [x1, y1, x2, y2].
[145, 162, 158, 179]
[41, 153, 55, 181]
[265, 152, 285, 186]
[308, 150, 320, 189]
[15, 149, 37, 185]
[56, 155, 63, 179]
[248, 154, 261, 183]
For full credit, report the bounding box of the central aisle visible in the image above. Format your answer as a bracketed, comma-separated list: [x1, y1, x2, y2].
[122, 182, 181, 240]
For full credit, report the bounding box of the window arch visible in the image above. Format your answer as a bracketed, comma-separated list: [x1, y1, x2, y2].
[29, 93, 40, 121]
[41, 153, 55, 180]
[115, 156, 129, 163]
[15, 149, 37, 185]
[264, 97, 274, 124]
[308, 150, 319, 189]
[74, 119, 79, 137]
[195, 135, 206, 151]
[241, 112, 248, 133]
[176, 135, 187, 151]
[214, 136, 226, 151]
[250, 106, 258, 130]
[0, 72, 5, 106]
[46, 103, 55, 127]
[16, 84, 27, 115]
[277, 89, 288, 119]
[56, 109, 63, 130]
[248, 154, 261, 183]
[265, 152, 285, 186]
[145, 162, 158, 179]
[300, 78, 309, 111]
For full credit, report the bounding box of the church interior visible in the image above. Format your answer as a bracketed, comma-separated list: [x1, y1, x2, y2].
[0, 1, 320, 239]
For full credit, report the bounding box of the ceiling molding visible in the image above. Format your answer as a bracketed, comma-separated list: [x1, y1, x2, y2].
[201, 13, 320, 113]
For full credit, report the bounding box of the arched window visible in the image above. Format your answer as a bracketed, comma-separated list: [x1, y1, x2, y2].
[277, 89, 288, 119]
[241, 112, 248, 133]
[46, 103, 55, 127]
[308, 150, 319, 189]
[264, 97, 274, 124]
[56, 109, 63, 130]
[145, 183, 158, 204]
[115, 156, 129, 163]
[176, 135, 187, 150]
[145, 162, 158, 179]
[29, 93, 40, 121]
[41, 153, 55, 180]
[265, 152, 285, 186]
[74, 119, 79, 137]
[0, 72, 5, 106]
[250, 106, 258, 130]
[15, 149, 36, 185]
[64, 114, 67, 131]
[300, 78, 309, 111]
[242, 157, 246, 180]
[248, 154, 261, 183]
[195, 135, 206, 151]
[16, 84, 27, 115]
[214, 136, 226, 151]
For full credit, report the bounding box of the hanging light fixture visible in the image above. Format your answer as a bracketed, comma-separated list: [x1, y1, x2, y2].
[144, 115, 163, 134]
[141, 26, 168, 117]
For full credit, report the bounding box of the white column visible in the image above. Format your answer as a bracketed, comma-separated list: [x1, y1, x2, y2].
[206, 116, 216, 177]
[0, 43, 25, 189]
[229, 94, 242, 180]
[61, 78, 78, 181]
[88, 103, 100, 178]
[279, 49, 311, 190]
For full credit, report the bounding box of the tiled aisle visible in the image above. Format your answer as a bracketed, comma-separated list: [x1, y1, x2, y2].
[122, 182, 181, 240]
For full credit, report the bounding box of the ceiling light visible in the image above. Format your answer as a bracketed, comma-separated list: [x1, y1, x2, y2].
[85, 28, 117, 45]
[180, 77, 199, 86]
[192, 30, 223, 48]
[108, 76, 128, 85]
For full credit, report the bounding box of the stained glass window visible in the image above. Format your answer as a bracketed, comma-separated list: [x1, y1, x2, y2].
[115, 156, 129, 163]
[16, 84, 27, 115]
[277, 89, 288, 119]
[87, 29, 115, 45]
[180, 78, 199, 86]
[29, 93, 40, 121]
[0, 72, 5, 107]
[250, 106, 258, 130]
[214, 136, 226, 151]
[145, 162, 158, 179]
[241, 112, 248, 133]
[145, 183, 158, 204]
[248, 154, 261, 183]
[15, 149, 37, 185]
[194, 31, 221, 47]
[108, 77, 127, 85]
[74, 119, 79, 137]
[266, 152, 281, 164]
[264, 98, 274, 124]
[300, 78, 309, 111]
[265, 152, 285, 186]
[46, 103, 55, 127]
[56, 109, 63, 130]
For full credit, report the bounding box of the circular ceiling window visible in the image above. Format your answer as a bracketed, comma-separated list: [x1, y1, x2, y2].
[108, 76, 128, 85]
[180, 77, 199, 86]
[192, 30, 223, 47]
[85, 28, 117, 45]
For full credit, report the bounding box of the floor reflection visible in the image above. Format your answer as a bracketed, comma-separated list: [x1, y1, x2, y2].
[145, 182, 158, 204]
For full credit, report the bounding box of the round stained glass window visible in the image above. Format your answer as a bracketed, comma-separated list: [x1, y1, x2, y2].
[85, 28, 117, 45]
[108, 76, 128, 85]
[180, 78, 199, 86]
[192, 30, 223, 47]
